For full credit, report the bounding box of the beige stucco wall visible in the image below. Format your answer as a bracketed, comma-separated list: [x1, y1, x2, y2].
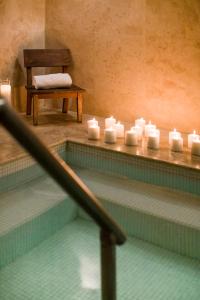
[46, 0, 200, 132]
[0, 0, 45, 111]
[1, 0, 199, 132]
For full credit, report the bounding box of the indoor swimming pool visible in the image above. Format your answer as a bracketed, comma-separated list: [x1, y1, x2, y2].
[0, 141, 200, 299]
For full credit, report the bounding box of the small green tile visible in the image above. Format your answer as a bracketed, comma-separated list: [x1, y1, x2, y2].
[0, 219, 199, 300]
[65, 142, 200, 196]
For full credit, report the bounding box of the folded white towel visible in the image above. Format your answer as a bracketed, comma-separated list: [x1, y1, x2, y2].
[33, 73, 72, 89]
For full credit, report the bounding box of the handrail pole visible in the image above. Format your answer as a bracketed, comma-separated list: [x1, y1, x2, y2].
[100, 229, 116, 300]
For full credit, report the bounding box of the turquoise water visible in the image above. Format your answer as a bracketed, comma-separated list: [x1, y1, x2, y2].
[75, 167, 200, 260]
[0, 143, 200, 299]
[0, 218, 200, 300]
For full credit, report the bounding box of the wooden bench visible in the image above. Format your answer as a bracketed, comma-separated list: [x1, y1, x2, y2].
[24, 49, 85, 125]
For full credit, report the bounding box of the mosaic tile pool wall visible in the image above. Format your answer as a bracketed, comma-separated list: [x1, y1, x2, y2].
[0, 142, 67, 193]
[0, 142, 77, 268]
[1, 140, 199, 266]
[65, 141, 200, 196]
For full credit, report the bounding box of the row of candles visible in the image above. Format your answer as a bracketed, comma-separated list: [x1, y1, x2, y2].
[87, 116, 200, 156]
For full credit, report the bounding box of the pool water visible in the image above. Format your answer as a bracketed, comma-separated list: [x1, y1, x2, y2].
[0, 218, 199, 300]
[0, 142, 200, 299]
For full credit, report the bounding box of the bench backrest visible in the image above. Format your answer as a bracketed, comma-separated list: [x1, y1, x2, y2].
[24, 49, 71, 68]
[24, 49, 71, 87]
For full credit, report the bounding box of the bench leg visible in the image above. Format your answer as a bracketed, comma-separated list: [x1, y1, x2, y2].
[33, 95, 39, 126]
[62, 98, 69, 113]
[26, 91, 32, 115]
[77, 93, 83, 123]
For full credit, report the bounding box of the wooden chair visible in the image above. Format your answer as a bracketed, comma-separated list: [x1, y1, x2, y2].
[23, 49, 85, 125]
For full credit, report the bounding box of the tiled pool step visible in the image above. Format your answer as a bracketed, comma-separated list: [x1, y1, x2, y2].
[0, 218, 199, 300]
[65, 141, 200, 196]
[1, 163, 200, 270]
[0, 174, 77, 269]
[75, 167, 200, 260]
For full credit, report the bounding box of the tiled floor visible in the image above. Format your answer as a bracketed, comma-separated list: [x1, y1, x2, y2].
[0, 111, 87, 163]
[0, 218, 199, 300]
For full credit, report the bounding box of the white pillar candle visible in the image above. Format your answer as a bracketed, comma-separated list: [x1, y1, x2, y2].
[170, 136, 183, 152]
[0, 80, 11, 104]
[149, 128, 160, 137]
[188, 130, 199, 149]
[104, 127, 117, 144]
[87, 118, 98, 129]
[191, 139, 200, 156]
[135, 117, 146, 133]
[169, 129, 181, 145]
[131, 125, 143, 140]
[144, 121, 156, 137]
[147, 129, 160, 150]
[114, 121, 124, 138]
[125, 129, 138, 146]
[105, 116, 116, 129]
[88, 125, 100, 140]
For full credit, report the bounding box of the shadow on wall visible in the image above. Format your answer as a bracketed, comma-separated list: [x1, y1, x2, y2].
[11, 50, 27, 112]
[12, 38, 45, 112]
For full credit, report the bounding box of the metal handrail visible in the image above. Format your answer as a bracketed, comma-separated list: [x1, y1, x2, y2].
[0, 99, 126, 245]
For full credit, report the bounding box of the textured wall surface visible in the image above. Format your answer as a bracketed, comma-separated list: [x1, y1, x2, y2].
[1, 0, 199, 131]
[0, 0, 45, 110]
[46, 0, 200, 132]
